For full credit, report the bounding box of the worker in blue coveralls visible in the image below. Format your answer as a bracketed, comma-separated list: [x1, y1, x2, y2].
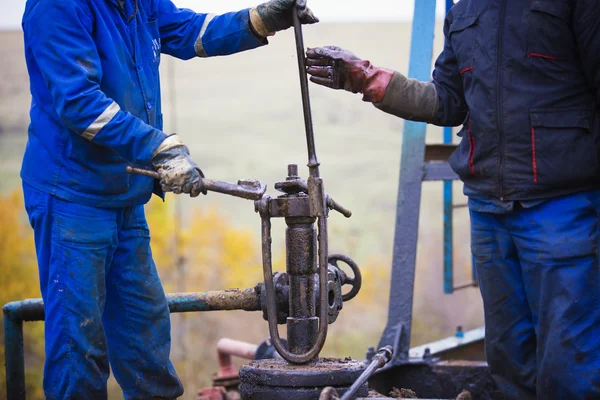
[306, 1, 600, 399]
[20, 0, 317, 398]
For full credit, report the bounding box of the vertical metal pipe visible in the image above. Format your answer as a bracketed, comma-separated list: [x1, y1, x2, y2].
[291, 4, 320, 177]
[443, 140, 453, 294]
[4, 314, 26, 400]
[443, 0, 455, 295]
[286, 218, 318, 354]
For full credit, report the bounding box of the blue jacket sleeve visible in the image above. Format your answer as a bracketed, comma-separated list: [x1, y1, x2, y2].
[158, 0, 267, 60]
[24, 0, 167, 165]
[573, 0, 600, 105]
[431, 15, 469, 127]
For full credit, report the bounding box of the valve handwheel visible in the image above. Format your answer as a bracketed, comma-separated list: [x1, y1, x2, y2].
[328, 254, 362, 301]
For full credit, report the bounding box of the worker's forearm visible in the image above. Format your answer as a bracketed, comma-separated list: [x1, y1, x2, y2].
[193, 9, 267, 58]
[373, 72, 440, 124]
[157, 1, 267, 60]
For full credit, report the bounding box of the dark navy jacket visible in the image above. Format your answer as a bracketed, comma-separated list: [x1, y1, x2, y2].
[21, 0, 265, 207]
[434, 0, 600, 201]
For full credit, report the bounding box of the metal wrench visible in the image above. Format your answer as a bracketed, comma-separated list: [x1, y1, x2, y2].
[126, 166, 267, 201]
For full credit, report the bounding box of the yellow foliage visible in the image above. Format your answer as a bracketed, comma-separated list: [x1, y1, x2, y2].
[145, 196, 264, 292]
[0, 190, 44, 399]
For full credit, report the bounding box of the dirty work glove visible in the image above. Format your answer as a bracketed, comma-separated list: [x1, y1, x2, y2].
[151, 135, 207, 197]
[249, 0, 318, 38]
[306, 46, 440, 123]
[305, 46, 395, 103]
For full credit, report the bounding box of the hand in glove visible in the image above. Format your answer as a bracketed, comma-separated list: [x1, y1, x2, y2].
[151, 135, 207, 197]
[305, 46, 394, 103]
[249, 0, 318, 38]
[306, 46, 441, 123]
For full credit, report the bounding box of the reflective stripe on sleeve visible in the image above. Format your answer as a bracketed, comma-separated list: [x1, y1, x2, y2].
[82, 101, 120, 141]
[194, 14, 216, 57]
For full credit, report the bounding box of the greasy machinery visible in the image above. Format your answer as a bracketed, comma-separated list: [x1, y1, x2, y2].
[128, 1, 371, 397]
[3, 0, 498, 399]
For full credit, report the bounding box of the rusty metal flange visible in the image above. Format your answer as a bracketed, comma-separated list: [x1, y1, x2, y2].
[239, 358, 368, 400]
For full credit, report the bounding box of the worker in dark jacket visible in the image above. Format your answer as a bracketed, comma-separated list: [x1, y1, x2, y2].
[21, 0, 316, 398]
[306, 1, 600, 399]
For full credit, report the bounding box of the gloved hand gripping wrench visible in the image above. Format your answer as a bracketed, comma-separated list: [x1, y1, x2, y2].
[126, 165, 267, 201]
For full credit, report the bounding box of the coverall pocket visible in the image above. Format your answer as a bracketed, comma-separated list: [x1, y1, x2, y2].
[449, 115, 477, 178]
[52, 198, 118, 248]
[529, 108, 597, 186]
[448, 14, 479, 75]
[527, 1, 576, 60]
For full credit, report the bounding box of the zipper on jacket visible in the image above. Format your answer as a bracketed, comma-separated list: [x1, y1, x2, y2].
[496, 0, 507, 200]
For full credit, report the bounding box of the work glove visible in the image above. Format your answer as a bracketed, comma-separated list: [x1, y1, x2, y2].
[305, 46, 394, 103]
[306, 46, 441, 123]
[151, 135, 207, 197]
[249, 0, 318, 38]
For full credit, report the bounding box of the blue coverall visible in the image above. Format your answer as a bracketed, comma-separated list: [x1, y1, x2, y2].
[21, 0, 266, 397]
[430, 1, 600, 398]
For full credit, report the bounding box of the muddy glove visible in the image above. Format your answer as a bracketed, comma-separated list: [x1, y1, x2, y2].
[306, 46, 440, 123]
[249, 0, 318, 38]
[151, 135, 207, 198]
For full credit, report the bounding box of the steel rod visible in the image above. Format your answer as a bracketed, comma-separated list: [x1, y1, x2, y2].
[453, 281, 479, 291]
[339, 346, 393, 400]
[292, 2, 320, 177]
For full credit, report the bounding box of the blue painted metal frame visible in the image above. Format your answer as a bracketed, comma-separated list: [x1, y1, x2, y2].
[442, 0, 478, 294]
[443, 0, 454, 295]
[376, 0, 438, 365]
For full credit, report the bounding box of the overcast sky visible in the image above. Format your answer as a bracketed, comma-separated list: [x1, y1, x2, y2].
[0, 0, 447, 29]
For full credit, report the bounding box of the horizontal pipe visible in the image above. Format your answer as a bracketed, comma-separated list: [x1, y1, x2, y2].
[167, 288, 261, 313]
[2, 299, 44, 322]
[217, 338, 258, 378]
[217, 338, 258, 360]
[3, 288, 262, 400]
[3, 288, 262, 322]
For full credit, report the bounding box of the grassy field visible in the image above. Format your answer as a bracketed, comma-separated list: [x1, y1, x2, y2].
[0, 22, 484, 398]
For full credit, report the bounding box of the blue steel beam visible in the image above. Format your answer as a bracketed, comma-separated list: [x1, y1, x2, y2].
[377, 0, 437, 365]
[443, 0, 454, 295]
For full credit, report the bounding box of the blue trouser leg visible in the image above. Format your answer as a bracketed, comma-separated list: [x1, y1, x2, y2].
[102, 206, 182, 399]
[23, 183, 183, 399]
[471, 191, 600, 400]
[515, 192, 600, 399]
[470, 209, 537, 400]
